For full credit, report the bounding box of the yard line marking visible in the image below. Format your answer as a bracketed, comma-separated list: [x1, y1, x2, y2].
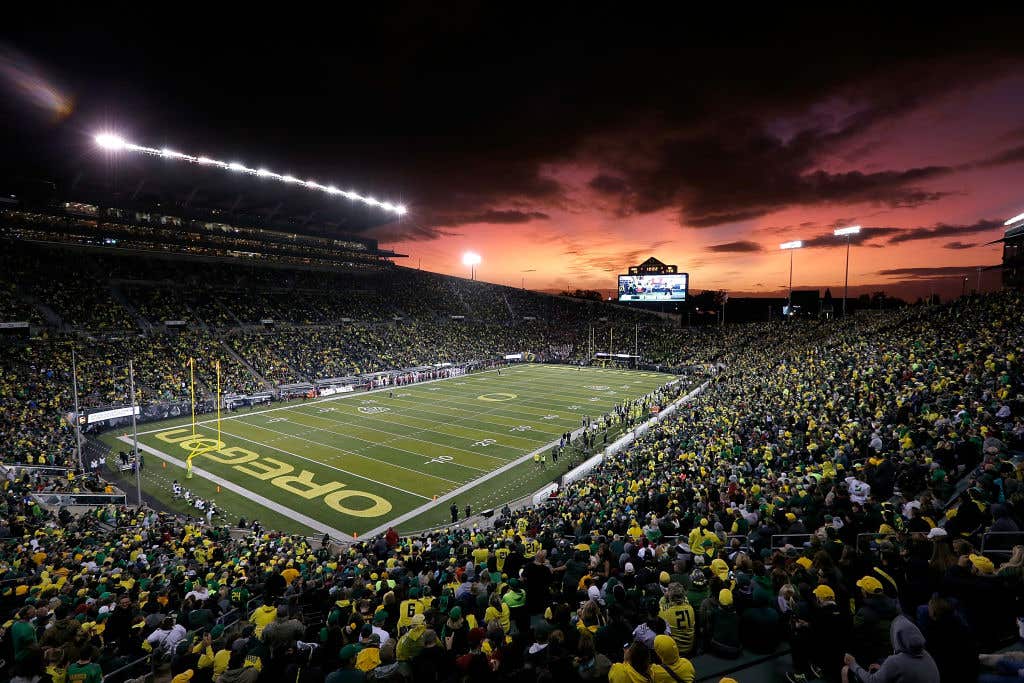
[239, 414, 495, 474]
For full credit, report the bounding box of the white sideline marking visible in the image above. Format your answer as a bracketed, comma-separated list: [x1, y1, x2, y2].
[118, 436, 354, 542]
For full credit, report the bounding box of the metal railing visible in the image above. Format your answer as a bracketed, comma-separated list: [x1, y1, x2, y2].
[981, 531, 1024, 557]
[32, 491, 128, 506]
[101, 653, 153, 683]
[770, 533, 813, 549]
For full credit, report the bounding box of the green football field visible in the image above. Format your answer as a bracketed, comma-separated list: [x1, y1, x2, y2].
[104, 364, 675, 538]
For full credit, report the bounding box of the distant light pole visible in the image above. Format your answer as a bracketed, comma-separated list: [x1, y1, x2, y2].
[521, 268, 535, 290]
[780, 240, 803, 316]
[961, 275, 968, 298]
[128, 360, 141, 506]
[833, 226, 861, 316]
[462, 252, 481, 280]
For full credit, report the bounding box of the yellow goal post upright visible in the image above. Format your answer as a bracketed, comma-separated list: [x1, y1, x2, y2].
[185, 359, 222, 479]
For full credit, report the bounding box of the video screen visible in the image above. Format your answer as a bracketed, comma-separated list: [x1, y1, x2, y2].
[618, 273, 688, 302]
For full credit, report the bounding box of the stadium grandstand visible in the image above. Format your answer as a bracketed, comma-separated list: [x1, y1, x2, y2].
[0, 120, 1022, 683]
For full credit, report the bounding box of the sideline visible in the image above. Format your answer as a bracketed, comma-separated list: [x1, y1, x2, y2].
[361, 376, 689, 538]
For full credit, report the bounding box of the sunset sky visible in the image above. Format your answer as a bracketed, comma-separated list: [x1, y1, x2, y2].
[2, 10, 1023, 301]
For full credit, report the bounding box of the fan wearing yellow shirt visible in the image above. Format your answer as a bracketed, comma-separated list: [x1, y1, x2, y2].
[398, 587, 426, 632]
[523, 538, 541, 559]
[658, 584, 696, 656]
[281, 565, 300, 585]
[494, 544, 510, 572]
[484, 592, 511, 634]
[471, 544, 490, 566]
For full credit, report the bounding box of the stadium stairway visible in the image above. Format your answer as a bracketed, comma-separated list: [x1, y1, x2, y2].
[24, 294, 63, 328]
[110, 283, 151, 333]
[217, 337, 275, 391]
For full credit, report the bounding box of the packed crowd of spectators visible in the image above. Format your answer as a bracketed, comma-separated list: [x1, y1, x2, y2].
[0, 288, 1019, 683]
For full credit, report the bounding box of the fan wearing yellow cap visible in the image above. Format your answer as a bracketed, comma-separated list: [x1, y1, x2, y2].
[851, 575, 899, 669]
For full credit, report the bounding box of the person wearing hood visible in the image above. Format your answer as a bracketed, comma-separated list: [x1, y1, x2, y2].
[395, 614, 427, 662]
[844, 615, 939, 683]
[365, 639, 408, 682]
[650, 634, 696, 683]
[248, 598, 277, 638]
[217, 650, 259, 683]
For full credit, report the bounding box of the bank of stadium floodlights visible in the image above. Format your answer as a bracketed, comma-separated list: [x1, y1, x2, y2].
[93, 133, 407, 216]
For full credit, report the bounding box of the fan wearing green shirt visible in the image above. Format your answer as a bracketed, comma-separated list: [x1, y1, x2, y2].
[66, 646, 104, 683]
[11, 607, 37, 661]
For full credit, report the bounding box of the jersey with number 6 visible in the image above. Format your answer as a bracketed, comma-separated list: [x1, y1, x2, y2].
[398, 598, 425, 629]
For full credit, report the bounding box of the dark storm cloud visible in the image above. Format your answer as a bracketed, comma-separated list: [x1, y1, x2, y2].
[886, 219, 1002, 244]
[878, 266, 988, 278]
[801, 226, 902, 248]
[588, 174, 630, 195]
[430, 209, 550, 227]
[706, 241, 763, 253]
[600, 120, 959, 228]
[5, 12, 1024, 240]
[944, 241, 977, 250]
[972, 144, 1024, 169]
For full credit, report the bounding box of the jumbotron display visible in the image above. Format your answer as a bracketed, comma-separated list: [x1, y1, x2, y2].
[618, 273, 688, 301]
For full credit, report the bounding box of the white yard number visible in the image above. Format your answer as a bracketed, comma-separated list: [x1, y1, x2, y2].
[542, 414, 559, 420]
[425, 455, 454, 465]
[589, 397, 601, 402]
[318, 407, 337, 413]
[268, 417, 287, 423]
[358, 406, 392, 414]
[427, 387, 441, 391]
[361, 399, 378, 404]
[509, 425, 533, 432]
[397, 393, 411, 398]
[567, 405, 581, 410]
[584, 385, 609, 390]
[472, 439, 497, 447]
[621, 385, 631, 389]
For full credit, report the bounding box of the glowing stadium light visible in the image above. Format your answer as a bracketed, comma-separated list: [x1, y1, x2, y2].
[780, 240, 803, 250]
[1006, 211, 1024, 226]
[833, 225, 862, 236]
[92, 132, 407, 216]
[462, 251, 481, 281]
[95, 133, 127, 150]
[160, 148, 189, 159]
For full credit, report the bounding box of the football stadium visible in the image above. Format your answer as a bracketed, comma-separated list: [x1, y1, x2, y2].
[2, 14, 1024, 683]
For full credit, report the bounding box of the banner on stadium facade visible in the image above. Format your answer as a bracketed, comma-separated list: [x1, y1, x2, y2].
[0, 321, 30, 328]
[86, 406, 141, 424]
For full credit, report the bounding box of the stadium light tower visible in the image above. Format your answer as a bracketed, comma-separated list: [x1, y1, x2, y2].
[92, 132, 407, 216]
[833, 225, 861, 317]
[462, 251, 481, 280]
[780, 240, 803, 316]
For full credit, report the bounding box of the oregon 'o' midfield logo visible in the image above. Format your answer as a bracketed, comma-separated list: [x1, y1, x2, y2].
[478, 392, 518, 402]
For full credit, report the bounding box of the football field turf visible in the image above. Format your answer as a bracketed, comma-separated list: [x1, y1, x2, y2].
[108, 364, 675, 538]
